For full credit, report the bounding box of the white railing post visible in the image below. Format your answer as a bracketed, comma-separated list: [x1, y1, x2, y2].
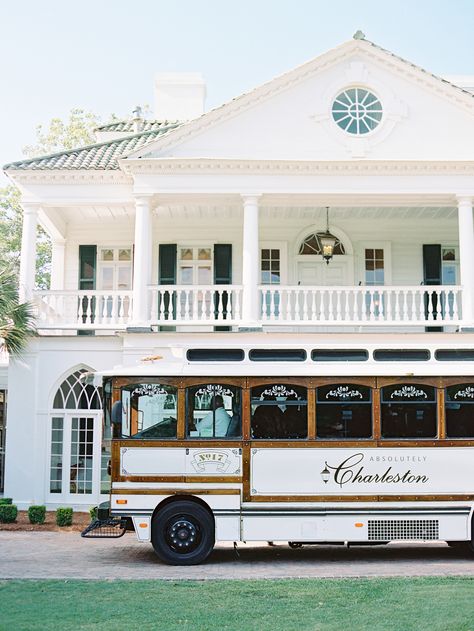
[457, 196, 474, 326]
[19, 203, 39, 303]
[241, 195, 261, 327]
[132, 195, 153, 324]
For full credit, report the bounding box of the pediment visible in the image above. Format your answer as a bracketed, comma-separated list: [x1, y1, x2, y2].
[125, 38, 474, 163]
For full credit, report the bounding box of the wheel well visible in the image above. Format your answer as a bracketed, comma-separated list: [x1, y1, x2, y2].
[152, 495, 215, 524]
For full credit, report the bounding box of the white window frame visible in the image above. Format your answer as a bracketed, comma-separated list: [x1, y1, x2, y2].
[260, 241, 288, 285]
[177, 244, 214, 286]
[47, 411, 104, 503]
[441, 245, 459, 285]
[358, 241, 392, 286]
[97, 246, 133, 292]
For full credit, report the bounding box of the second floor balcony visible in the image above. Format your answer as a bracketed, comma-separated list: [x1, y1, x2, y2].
[17, 193, 474, 335]
[33, 283, 464, 331]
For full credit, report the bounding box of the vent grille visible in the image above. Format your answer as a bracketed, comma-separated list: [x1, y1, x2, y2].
[368, 519, 439, 541]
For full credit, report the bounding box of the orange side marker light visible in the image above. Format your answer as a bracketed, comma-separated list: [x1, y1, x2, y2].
[139, 523, 148, 528]
[116, 499, 128, 505]
[355, 522, 364, 528]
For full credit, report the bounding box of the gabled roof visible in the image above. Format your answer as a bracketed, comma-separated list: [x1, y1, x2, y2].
[5, 36, 474, 173]
[3, 122, 181, 171]
[124, 37, 474, 161]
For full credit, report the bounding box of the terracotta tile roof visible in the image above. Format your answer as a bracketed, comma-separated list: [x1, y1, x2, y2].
[3, 122, 181, 171]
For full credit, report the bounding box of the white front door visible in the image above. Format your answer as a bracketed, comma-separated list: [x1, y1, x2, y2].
[297, 259, 349, 286]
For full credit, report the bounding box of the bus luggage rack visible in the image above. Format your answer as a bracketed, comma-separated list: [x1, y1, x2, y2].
[81, 518, 128, 539]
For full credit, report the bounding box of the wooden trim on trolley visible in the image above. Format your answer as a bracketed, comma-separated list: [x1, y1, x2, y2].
[372, 387, 381, 440]
[307, 388, 316, 440]
[242, 442, 251, 502]
[111, 488, 241, 496]
[114, 475, 242, 484]
[246, 494, 474, 502]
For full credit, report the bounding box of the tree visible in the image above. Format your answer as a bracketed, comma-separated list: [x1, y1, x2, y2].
[0, 185, 51, 289]
[0, 265, 36, 355]
[22, 108, 116, 158]
[1, 108, 120, 289]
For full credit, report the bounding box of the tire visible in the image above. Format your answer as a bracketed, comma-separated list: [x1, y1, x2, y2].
[151, 500, 215, 565]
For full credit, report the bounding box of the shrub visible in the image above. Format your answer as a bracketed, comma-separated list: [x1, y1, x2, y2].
[56, 507, 73, 527]
[0, 504, 18, 523]
[89, 506, 98, 521]
[28, 505, 46, 525]
[0, 498, 13, 505]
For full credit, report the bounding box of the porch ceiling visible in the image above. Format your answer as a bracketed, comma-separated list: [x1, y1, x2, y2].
[53, 203, 457, 225]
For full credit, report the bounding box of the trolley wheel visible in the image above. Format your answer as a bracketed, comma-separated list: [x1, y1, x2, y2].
[151, 500, 215, 565]
[288, 542, 303, 549]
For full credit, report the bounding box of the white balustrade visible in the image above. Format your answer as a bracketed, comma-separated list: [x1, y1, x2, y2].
[33, 291, 133, 329]
[33, 285, 464, 329]
[148, 285, 243, 325]
[259, 285, 463, 326]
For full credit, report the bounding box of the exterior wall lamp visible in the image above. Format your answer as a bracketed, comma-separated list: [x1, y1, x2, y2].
[320, 207, 337, 264]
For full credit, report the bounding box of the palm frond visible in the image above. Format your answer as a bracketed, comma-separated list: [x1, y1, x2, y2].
[0, 264, 36, 355]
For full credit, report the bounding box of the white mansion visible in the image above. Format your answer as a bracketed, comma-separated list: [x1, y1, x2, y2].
[3, 34, 474, 508]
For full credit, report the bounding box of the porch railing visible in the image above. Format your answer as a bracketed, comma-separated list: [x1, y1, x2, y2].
[33, 285, 463, 329]
[34, 290, 133, 329]
[259, 285, 463, 325]
[148, 285, 243, 325]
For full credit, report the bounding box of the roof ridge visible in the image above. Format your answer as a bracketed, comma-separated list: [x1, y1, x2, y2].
[3, 123, 181, 170]
[364, 38, 474, 100]
[94, 119, 180, 131]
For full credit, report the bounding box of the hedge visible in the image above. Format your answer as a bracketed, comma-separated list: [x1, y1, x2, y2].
[28, 505, 46, 525]
[0, 504, 18, 523]
[56, 507, 73, 527]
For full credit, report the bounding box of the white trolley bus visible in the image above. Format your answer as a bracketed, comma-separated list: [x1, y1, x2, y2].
[83, 333, 474, 565]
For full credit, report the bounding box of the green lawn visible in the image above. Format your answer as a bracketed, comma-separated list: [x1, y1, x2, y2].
[1, 578, 473, 631]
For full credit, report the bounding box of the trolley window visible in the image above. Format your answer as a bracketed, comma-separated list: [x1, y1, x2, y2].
[435, 349, 474, 362]
[187, 384, 242, 438]
[312, 349, 369, 362]
[316, 384, 372, 439]
[445, 384, 474, 438]
[251, 384, 307, 439]
[374, 349, 430, 362]
[381, 384, 437, 439]
[118, 383, 178, 439]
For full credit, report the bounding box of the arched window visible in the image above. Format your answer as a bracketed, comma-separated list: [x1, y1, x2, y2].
[445, 383, 474, 438]
[250, 383, 307, 439]
[381, 384, 437, 439]
[316, 383, 372, 439]
[50, 369, 107, 498]
[299, 233, 345, 256]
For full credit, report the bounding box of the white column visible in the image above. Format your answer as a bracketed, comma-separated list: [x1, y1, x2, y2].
[19, 204, 39, 302]
[457, 196, 474, 326]
[50, 239, 66, 290]
[241, 195, 261, 326]
[132, 195, 153, 324]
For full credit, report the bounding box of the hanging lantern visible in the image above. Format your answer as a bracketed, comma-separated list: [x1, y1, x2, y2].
[320, 207, 337, 265]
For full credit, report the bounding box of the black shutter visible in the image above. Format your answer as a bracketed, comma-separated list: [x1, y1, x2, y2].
[159, 244, 177, 322]
[79, 245, 97, 290]
[423, 244, 442, 330]
[214, 244, 232, 329]
[78, 245, 97, 335]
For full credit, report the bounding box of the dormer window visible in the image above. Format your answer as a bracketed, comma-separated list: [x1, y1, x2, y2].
[332, 88, 382, 135]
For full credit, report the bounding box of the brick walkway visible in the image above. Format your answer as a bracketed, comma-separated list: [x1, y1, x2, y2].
[1, 532, 474, 579]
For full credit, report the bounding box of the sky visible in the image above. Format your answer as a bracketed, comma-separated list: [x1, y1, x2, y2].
[1, 0, 474, 183]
